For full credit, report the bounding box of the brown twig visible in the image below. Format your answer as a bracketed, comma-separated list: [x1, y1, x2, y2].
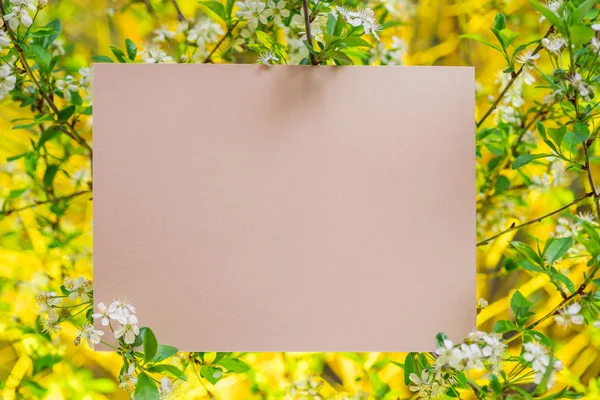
[2, 190, 91, 216]
[505, 264, 599, 345]
[476, 26, 554, 128]
[476, 192, 595, 246]
[203, 21, 239, 63]
[301, 0, 317, 65]
[171, 0, 186, 21]
[582, 140, 600, 220]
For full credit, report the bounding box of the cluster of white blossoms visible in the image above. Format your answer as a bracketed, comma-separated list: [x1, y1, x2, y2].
[55, 67, 92, 102]
[409, 332, 507, 398]
[337, 6, 381, 40]
[92, 299, 140, 344]
[522, 342, 563, 389]
[236, 0, 290, 32]
[0, 64, 16, 100]
[288, 377, 323, 399]
[64, 276, 93, 302]
[36, 291, 62, 328]
[2, 0, 35, 30]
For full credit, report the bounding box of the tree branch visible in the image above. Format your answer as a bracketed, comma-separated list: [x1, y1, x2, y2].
[476, 26, 554, 128]
[203, 21, 239, 63]
[476, 192, 595, 246]
[2, 190, 91, 216]
[171, 0, 186, 22]
[302, 0, 317, 65]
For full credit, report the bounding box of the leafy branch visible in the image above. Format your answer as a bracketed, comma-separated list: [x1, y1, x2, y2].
[477, 191, 596, 246]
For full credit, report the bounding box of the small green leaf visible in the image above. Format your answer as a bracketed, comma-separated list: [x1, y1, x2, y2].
[494, 13, 506, 30]
[512, 153, 550, 169]
[143, 328, 158, 362]
[544, 237, 573, 263]
[200, 365, 223, 385]
[57, 105, 75, 122]
[109, 46, 127, 63]
[327, 50, 353, 65]
[41, 19, 62, 48]
[216, 357, 250, 373]
[153, 344, 179, 362]
[134, 373, 159, 400]
[510, 290, 534, 325]
[31, 44, 52, 74]
[490, 374, 502, 394]
[338, 36, 371, 48]
[148, 364, 187, 381]
[199, 1, 227, 22]
[493, 319, 518, 333]
[43, 165, 59, 187]
[125, 38, 137, 61]
[92, 55, 114, 63]
[459, 33, 502, 51]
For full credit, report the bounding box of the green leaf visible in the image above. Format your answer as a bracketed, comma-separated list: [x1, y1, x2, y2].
[327, 50, 353, 65]
[143, 327, 158, 362]
[31, 44, 52, 74]
[511, 241, 542, 264]
[37, 127, 60, 148]
[493, 319, 519, 333]
[199, 1, 227, 22]
[152, 344, 179, 362]
[548, 126, 567, 148]
[125, 38, 137, 61]
[41, 19, 62, 48]
[494, 13, 506, 30]
[459, 33, 502, 51]
[148, 364, 187, 381]
[134, 373, 159, 400]
[494, 175, 510, 194]
[490, 374, 502, 394]
[544, 237, 573, 263]
[109, 46, 127, 63]
[200, 365, 223, 385]
[552, 269, 575, 293]
[338, 36, 371, 48]
[57, 105, 75, 122]
[326, 13, 337, 35]
[512, 153, 550, 169]
[43, 165, 59, 187]
[570, 24, 594, 46]
[499, 28, 520, 47]
[573, 121, 590, 141]
[28, 27, 58, 38]
[91, 55, 114, 63]
[510, 290, 534, 325]
[572, 0, 596, 23]
[527, 0, 565, 33]
[216, 357, 250, 373]
[403, 353, 416, 385]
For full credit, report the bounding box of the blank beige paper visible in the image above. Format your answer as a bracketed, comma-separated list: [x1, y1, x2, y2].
[93, 64, 475, 352]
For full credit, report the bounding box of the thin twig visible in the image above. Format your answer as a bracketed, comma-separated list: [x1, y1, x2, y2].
[583, 140, 600, 220]
[476, 192, 595, 246]
[171, 0, 186, 21]
[302, 0, 317, 65]
[2, 190, 91, 216]
[203, 21, 239, 63]
[505, 264, 599, 345]
[476, 26, 554, 128]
